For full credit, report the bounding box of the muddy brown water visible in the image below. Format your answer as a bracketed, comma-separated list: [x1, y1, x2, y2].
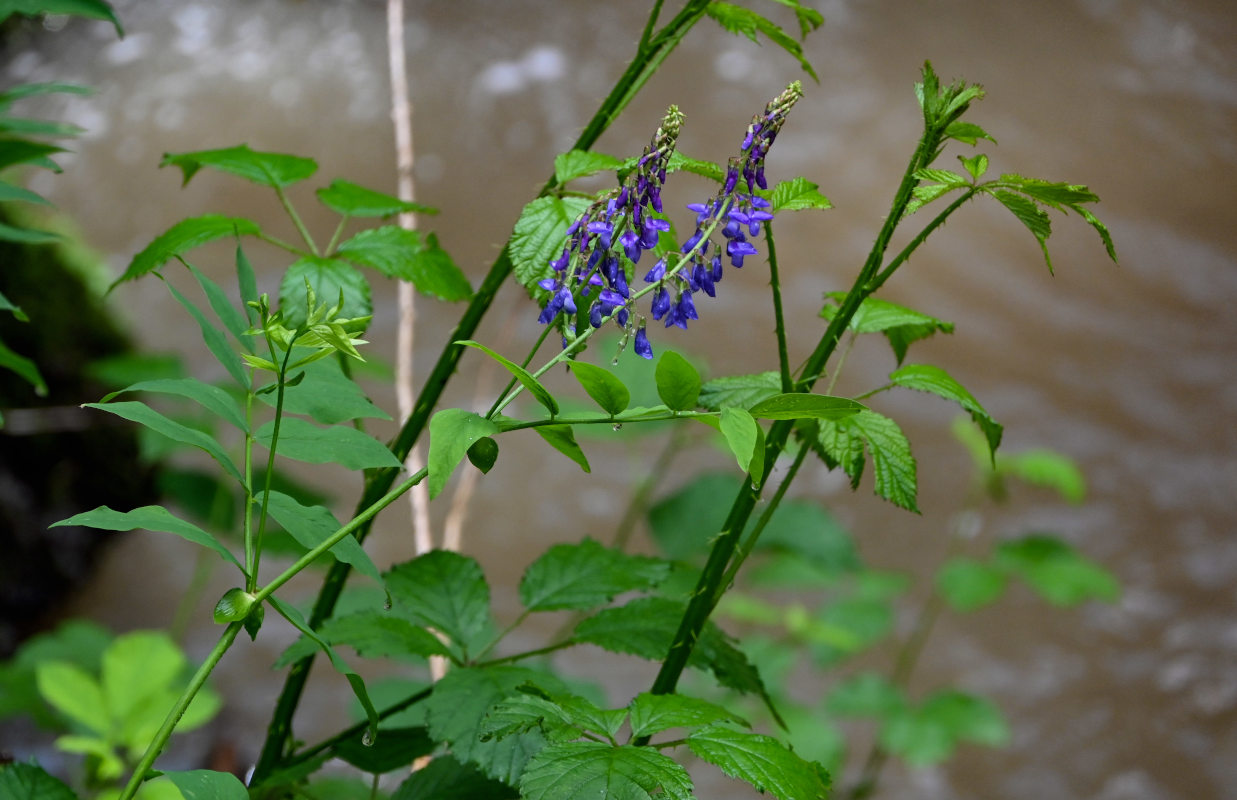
[3, 1, 1235, 798]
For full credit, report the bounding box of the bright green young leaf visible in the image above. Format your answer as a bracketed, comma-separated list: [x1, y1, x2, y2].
[959, 153, 989, 180]
[532, 424, 590, 473]
[337, 227, 471, 301]
[628, 693, 749, 739]
[425, 666, 559, 784]
[264, 491, 382, 583]
[662, 151, 726, 183]
[881, 690, 1010, 765]
[316, 179, 437, 218]
[101, 378, 247, 432]
[890, 363, 1002, 460]
[688, 725, 830, 800]
[335, 726, 435, 774]
[385, 551, 492, 655]
[213, 587, 257, 624]
[705, 1, 818, 81]
[748, 393, 863, 421]
[0, 337, 46, 394]
[267, 595, 379, 745]
[51, 505, 242, 571]
[989, 189, 1054, 272]
[995, 535, 1120, 606]
[278, 256, 372, 328]
[185, 262, 251, 346]
[567, 361, 630, 416]
[255, 417, 400, 470]
[1004, 448, 1087, 503]
[945, 120, 997, 146]
[163, 280, 250, 389]
[236, 244, 259, 324]
[165, 769, 249, 800]
[878, 709, 956, 766]
[509, 195, 591, 298]
[114, 215, 260, 288]
[698, 372, 782, 412]
[553, 150, 622, 184]
[427, 408, 500, 499]
[35, 661, 108, 736]
[770, 177, 832, 213]
[654, 350, 701, 411]
[720, 406, 764, 480]
[937, 558, 1008, 611]
[825, 672, 907, 718]
[519, 538, 670, 612]
[263, 355, 390, 424]
[458, 340, 558, 415]
[101, 631, 185, 723]
[819, 292, 954, 354]
[160, 145, 316, 188]
[390, 755, 519, 800]
[520, 742, 694, 800]
[0, 620, 110, 725]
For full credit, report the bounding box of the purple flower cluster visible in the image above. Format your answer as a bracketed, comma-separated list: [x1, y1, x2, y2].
[538, 82, 803, 360]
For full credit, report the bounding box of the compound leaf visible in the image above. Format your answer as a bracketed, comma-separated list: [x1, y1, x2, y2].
[385, 551, 492, 655]
[115, 215, 260, 288]
[519, 538, 670, 612]
[161, 145, 316, 188]
[316, 179, 437, 218]
[688, 725, 830, 800]
[520, 742, 694, 800]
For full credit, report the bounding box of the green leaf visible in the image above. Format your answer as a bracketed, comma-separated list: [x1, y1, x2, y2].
[36, 661, 108, 735]
[654, 350, 701, 411]
[263, 355, 390, 424]
[236, 244, 259, 324]
[101, 378, 246, 432]
[1003, 448, 1086, 503]
[337, 227, 471, 301]
[255, 417, 400, 470]
[520, 742, 694, 800]
[386, 551, 492, 654]
[944, 120, 997, 146]
[160, 145, 316, 188]
[628, 693, 748, 739]
[820, 292, 954, 347]
[995, 535, 1120, 606]
[335, 726, 435, 773]
[647, 472, 738, 560]
[567, 361, 630, 416]
[425, 666, 558, 784]
[316, 179, 437, 218]
[267, 595, 379, 745]
[881, 690, 1010, 765]
[427, 408, 500, 500]
[989, 189, 1053, 272]
[0, 180, 51, 206]
[0, 140, 65, 171]
[769, 177, 832, 213]
[458, 340, 558, 415]
[0, 337, 46, 394]
[185, 262, 251, 346]
[391, 755, 519, 800]
[720, 407, 765, 480]
[213, 588, 257, 624]
[467, 437, 499, 474]
[163, 280, 250, 390]
[52, 505, 242, 571]
[0, 762, 79, 800]
[102, 631, 186, 725]
[279, 256, 372, 328]
[92, 401, 243, 482]
[509, 195, 591, 298]
[662, 151, 726, 182]
[889, 363, 1002, 460]
[705, 2, 818, 81]
[165, 770, 249, 800]
[688, 725, 829, 800]
[959, 153, 988, 180]
[0, 116, 83, 137]
[276, 609, 449, 667]
[554, 150, 622, 184]
[754, 499, 860, 572]
[264, 490, 382, 584]
[937, 558, 1008, 611]
[2, 0, 122, 34]
[696, 371, 779, 411]
[519, 538, 670, 612]
[0, 220, 59, 243]
[825, 673, 907, 718]
[748, 393, 863, 421]
[532, 425, 590, 473]
[817, 409, 918, 512]
[114, 215, 260, 288]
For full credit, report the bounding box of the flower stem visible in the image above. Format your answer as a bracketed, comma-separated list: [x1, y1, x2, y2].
[763, 222, 793, 393]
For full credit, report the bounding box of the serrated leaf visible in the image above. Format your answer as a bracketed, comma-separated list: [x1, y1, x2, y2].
[567, 361, 630, 416]
[263, 356, 390, 424]
[391, 755, 520, 800]
[255, 417, 400, 470]
[706, 2, 818, 81]
[335, 726, 435, 773]
[654, 350, 701, 411]
[881, 690, 1010, 765]
[275, 610, 448, 668]
[386, 551, 492, 654]
[937, 558, 1008, 611]
[989, 189, 1053, 272]
[822, 409, 918, 512]
[316, 179, 436, 218]
[944, 120, 997, 146]
[337, 227, 470, 301]
[554, 150, 622, 184]
[519, 538, 670, 612]
[915, 167, 969, 186]
[520, 742, 694, 800]
[484, 689, 625, 743]
[699, 371, 782, 410]
[647, 472, 739, 559]
[278, 256, 372, 328]
[663, 151, 726, 182]
[264, 491, 382, 583]
[720, 406, 764, 479]
[770, 177, 832, 213]
[458, 340, 558, 415]
[825, 672, 907, 718]
[0, 762, 79, 800]
[35, 661, 108, 735]
[890, 363, 1002, 460]
[101, 378, 246, 432]
[510, 195, 592, 298]
[51, 505, 242, 571]
[427, 408, 500, 500]
[688, 725, 829, 800]
[959, 153, 988, 180]
[114, 215, 260, 288]
[532, 424, 590, 473]
[748, 393, 863, 421]
[995, 535, 1120, 606]
[426, 666, 557, 784]
[83, 401, 243, 482]
[628, 692, 748, 739]
[821, 292, 953, 337]
[160, 145, 316, 188]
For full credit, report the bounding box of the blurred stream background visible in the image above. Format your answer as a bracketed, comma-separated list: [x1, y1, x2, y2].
[1, 1, 1235, 798]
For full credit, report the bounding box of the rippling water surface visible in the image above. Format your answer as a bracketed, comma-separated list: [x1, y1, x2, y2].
[3, 1, 1235, 798]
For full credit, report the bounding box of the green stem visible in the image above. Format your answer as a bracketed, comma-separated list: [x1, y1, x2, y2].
[324, 214, 350, 256]
[256, 231, 314, 259]
[486, 323, 554, 419]
[275, 687, 433, 774]
[473, 638, 577, 668]
[118, 623, 242, 800]
[250, 343, 297, 591]
[763, 222, 793, 393]
[275, 185, 319, 255]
